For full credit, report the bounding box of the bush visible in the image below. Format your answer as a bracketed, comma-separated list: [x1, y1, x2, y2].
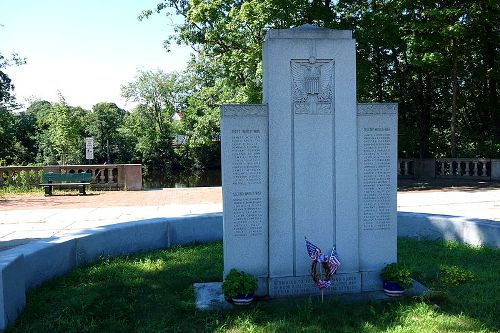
[439, 265, 475, 286]
[381, 263, 413, 289]
[221, 268, 258, 299]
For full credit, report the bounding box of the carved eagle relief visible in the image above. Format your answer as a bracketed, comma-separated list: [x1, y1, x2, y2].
[291, 59, 334, 115]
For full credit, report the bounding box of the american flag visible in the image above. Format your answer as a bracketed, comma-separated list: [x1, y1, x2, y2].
[328, 247, 341, 274]
[305, 239, 321, 260]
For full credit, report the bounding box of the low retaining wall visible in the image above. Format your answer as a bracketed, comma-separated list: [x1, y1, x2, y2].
[398, 212, 499, 248]
[0, 214, 222, 331]
[1, 211, 498, 330]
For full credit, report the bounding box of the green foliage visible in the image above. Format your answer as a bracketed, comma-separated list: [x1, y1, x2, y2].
[44, 97, 85, 165]
[0, 52, 25, 109]
[222, 268, 258, 299]
[439, 265, 475, 286]
[120, 70, 187, 173]
[381, 262, 413, 289]
[144, 0, 500, 158]
[84, 102, 126, 164]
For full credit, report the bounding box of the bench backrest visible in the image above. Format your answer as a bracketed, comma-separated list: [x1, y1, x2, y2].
[42, 172, 92, 183]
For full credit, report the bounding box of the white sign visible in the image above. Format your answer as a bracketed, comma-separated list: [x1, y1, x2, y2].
[85, 137, 94, 160]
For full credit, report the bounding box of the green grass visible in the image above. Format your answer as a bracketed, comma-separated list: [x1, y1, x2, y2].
[8, 239, 500, 333]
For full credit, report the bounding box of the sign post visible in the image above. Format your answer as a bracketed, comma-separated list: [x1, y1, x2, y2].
[85, 137, 94, 161]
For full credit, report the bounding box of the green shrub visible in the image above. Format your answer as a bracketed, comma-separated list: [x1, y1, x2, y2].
[221, 268, 258, 299]
[439, 265, 475, 286]
[381, 262, 413, 289]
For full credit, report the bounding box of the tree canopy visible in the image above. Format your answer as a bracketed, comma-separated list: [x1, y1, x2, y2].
[0, 1, 498, 171]
[143, 0, 499, 158]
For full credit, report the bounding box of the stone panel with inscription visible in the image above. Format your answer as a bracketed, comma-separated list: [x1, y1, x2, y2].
[357, 103, 398, 276]
[221, 104, 269, 285]
[269, 273, 361, 297]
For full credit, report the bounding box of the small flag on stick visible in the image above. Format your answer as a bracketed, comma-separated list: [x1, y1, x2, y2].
[305, 238, 321, 260]
[328, 247, 341, 274]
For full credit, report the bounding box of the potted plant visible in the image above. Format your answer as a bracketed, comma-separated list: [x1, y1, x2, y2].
[222, 268, 258, 305]
[380, 263, 413, 297]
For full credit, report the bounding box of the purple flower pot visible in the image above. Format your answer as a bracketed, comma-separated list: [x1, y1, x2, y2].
[231, 293, 254, 305]
[383, 280, 405, 297]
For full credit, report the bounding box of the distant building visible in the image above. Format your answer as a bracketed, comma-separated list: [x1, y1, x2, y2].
[172, 112, 186, 146]
[172, 112, 184, 121]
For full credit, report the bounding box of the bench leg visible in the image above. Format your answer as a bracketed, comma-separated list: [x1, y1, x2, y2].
[44, 185, 52, 196]
[79, 184, 86, 195]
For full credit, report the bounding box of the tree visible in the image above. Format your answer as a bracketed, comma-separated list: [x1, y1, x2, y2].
[143, 0, 499, 159]
[0, 52, 26, 164]
[0, 107, 16, 165]
[0, 52, 25, 109]
[33, 95, 85, 165]
[85, 102, 125, 164]
[121, 70, 185, 173]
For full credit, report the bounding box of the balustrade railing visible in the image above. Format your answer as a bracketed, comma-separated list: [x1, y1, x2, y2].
[398, 158, 415, 177]
[435, 158, 490, 178]
[0, 164, 142, 190]
[396, 158, 499, 179]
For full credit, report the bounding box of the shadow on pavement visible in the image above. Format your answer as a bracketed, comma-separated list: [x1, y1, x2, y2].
[398, 179, 500, 192]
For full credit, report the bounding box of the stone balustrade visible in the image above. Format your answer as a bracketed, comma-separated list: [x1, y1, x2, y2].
[397, 158, 500, 180]
[398, 158, 415, 177]
[0, 164, 142, 190]
[435, 158, 490, 178]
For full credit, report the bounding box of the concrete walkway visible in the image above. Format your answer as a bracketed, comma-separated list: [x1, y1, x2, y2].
[1, 186, 499, 252]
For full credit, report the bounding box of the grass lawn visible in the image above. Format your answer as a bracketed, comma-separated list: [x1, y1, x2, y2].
[8, 238, 500, 333]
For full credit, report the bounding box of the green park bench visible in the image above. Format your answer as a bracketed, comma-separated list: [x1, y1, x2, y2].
[40, 172, 92, 196]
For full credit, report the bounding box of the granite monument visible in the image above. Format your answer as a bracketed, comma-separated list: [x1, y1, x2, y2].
[222, 25, 397, 297]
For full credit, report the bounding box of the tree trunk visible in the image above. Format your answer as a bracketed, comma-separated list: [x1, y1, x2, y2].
[418, 71, 431, 158]
[484, 24, 499, 142]
[451, 39, 458, 158]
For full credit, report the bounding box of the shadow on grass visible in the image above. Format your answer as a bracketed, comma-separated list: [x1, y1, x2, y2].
[8, 240, 500, 333]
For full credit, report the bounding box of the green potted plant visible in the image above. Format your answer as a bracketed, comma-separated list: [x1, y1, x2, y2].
[380, 263, 413, 297]
[222, 268, 258, 305]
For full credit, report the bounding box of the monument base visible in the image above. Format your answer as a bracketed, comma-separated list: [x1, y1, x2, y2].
[268, 273, 361, 297]
[193, 280, 428, 310]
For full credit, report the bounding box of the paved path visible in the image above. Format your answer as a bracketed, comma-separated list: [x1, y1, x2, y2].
[1, 186, 499, 251]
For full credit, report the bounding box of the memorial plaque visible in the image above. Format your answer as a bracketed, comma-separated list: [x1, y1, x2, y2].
[269, 273, 360, 297]
[357, 103, 398, 276]
[221, 104, 269, 281]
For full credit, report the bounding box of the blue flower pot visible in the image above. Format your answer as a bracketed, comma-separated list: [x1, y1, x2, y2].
[383, 280, 405, 297]
[231, 293, 254, 305]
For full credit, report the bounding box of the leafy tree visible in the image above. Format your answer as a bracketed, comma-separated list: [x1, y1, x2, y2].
[121, 70, 185, 173]
[85, 102, 125, 164]
[13, 109, 38, 163]
[0, 52, 26, 164]
[0, 107, 16, 165]
[143, 0, 499, 159]
[0, 52, 25, 109]
[33, 96, 85, 165]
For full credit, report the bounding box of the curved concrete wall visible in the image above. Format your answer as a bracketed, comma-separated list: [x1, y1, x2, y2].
[1, 211, 498, 331]
[0, 214, 222, 331]
[398, 212, 500, 248]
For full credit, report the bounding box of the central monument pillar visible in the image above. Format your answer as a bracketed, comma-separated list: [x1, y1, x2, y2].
[264, 27, 360, 296]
